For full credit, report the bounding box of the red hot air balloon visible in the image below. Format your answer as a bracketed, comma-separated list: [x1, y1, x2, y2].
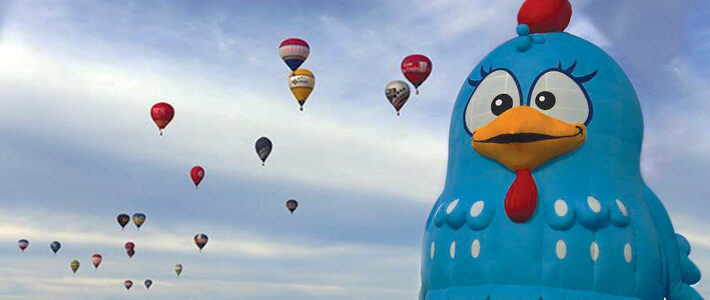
[190, 166, 205, 189]
[91, 254, 103, 269]
[150, 102, 174, 136]
[401, 54, 432, 95]
[125, 242, 135, 258]
[124, 280, 133, 290]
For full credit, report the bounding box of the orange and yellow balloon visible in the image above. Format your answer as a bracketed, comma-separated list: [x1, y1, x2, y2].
[288, 69, 315, 111]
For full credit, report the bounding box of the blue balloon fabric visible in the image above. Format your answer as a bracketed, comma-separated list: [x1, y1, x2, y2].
[420, 10, 702, 300]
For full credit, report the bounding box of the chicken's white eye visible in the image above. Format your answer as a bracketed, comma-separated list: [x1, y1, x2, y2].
[464, 70, 521, 134]
[529, 70, 591, 124]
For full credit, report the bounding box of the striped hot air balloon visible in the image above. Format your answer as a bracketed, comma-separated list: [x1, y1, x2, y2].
[279, 38, 310, 71]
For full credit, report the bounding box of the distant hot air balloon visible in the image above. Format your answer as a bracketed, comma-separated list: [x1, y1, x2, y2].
[150, 102, 174, 135]
[401, 54, 432, 95]
[18, 239, 29, 252]
[125, 242, 135, 258]
[194, 233, 209, 252]
[174, 264, 183, 276]
[190, 166, 205, 189]
[255, 137, 273, 166]
[124, 280, 133, 290]
[50, 241, 61, 254]
[91, 254, 102, 269]
[288, 69, 315, 111]
[144, 279, 153, 290]
[279, 38, 310, 71]
[70, 260, 80, 274]
[132, 213, 146, 230]
[385, 80, 411, 116]
[117, 213, 130, 230]
[286, 199, 298, 214]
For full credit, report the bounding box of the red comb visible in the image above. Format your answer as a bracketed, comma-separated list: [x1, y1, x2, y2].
[518, 0, 572, 34]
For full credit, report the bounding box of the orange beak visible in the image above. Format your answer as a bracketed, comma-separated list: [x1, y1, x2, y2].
[472, 106, 586, 171]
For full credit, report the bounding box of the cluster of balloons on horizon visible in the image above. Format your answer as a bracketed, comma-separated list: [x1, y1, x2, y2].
[385, 55, 433, 116]
[122, 279, 152, 291]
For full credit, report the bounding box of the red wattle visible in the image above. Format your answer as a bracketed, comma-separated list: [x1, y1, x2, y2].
[504, 169, 538, 223]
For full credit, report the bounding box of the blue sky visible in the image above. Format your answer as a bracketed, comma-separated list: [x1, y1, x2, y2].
[0, 0, 708, 299]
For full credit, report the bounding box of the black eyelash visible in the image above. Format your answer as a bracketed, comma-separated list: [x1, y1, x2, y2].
[557, 60, 598, 83]
[467, 65, 493, 87]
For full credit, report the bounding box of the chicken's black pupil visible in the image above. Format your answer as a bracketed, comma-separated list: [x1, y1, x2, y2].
[491, 94, 513, 116]
[535, 91, 556, 110]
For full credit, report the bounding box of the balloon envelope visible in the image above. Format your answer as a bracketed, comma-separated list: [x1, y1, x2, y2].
[190, 166, 205, 188]
[385, 80, 411, 115]
[117, 213, 130, 230]
[194, 233, 209, 251]
[125, 241, 135, 258]
[124, 280, 133, 290]
[70, 260, 80, 274]
[288, 69, 315, 110]
[174, 264, 183, 276]
[255, 137, 273, 166]
[132, 213, 146, 229]
[279, 38, 310, 71]
[150, 102, 174, 135]
[91, 254, 102, 269]
[18, 239, 29, 252]
[286, 199, 298, 213]
[401, 54, 432, 94]
[50, 241, 61, 254]
[144, 279, 153, 289]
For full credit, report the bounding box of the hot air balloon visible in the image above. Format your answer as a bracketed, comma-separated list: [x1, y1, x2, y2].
[286, 199, 298, 214]
[132, 213, 146, 230]
[150, 102, 174, 135]
[288, 69, 315, 111]
[401, 54, 432, 95]
[91, 254, 102, 269]
[279, 38, 310, 71]
[174, 264, 183, 276]
[190, 166, 205, 189]
[70, 260, 80, 274]
[255, 137, 272, 166]
[194, 233, 208, 252]
[18, 239, 29, 252]
[144, 279, 153, 289]
[124, 280, 133, 290]
[125, 242, 135, 258]
[385, 80, 411, 116]
[50, 241, 61, 254]
[117, 213, 130, 230]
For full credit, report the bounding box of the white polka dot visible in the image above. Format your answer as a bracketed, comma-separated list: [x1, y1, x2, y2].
[471, 239, 481, 258]
[446, 199, 459, 214]
[470, 201, 484, 217]
[590, 242, 600, 261]
[450, 241, 456, 259]
[554, 199, 568, 217]
[587, 196, 601, 213]
[616, 199, 628, 216]
[430, 242, 435, 259]
[555, 240, 567, 259]
[624, 243, 632, 263]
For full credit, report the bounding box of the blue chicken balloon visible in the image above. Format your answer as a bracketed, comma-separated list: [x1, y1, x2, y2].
[420, 1, 702, 299]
